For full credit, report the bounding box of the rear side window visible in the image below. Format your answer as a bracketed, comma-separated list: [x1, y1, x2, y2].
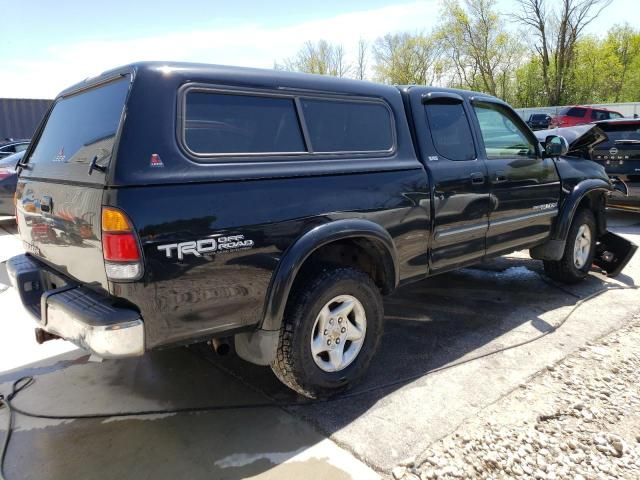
[425, 102, 475, 161]
[25, 76, 130, 183]
[184, 92, 305, 155]
[530, 114, 548, 121]
[300, 98, 393, 153]
[559, 107, 587, 118]
[591, 110, 610, 121]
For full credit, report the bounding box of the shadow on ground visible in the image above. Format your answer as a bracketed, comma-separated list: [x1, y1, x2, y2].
[1, 212, 638, 479]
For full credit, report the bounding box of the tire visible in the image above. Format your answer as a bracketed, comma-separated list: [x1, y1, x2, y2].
[543, 209, 597, 284]
[271, 265, 383, 399]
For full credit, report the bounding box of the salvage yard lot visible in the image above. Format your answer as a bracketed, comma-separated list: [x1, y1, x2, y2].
[1, 211, 639, 480]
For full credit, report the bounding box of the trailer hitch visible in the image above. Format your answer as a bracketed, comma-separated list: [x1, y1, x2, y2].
[594, 231, 637, 277]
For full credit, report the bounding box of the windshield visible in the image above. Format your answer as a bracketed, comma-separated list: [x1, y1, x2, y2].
[24, 75, 130, 183]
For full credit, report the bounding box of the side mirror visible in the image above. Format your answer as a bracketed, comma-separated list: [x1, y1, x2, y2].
[544, 135, 569, 157]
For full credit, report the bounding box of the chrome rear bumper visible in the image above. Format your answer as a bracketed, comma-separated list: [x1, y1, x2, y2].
[7, 254, 145, 358]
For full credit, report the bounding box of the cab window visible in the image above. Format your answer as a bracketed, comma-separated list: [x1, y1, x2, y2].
[473, 103, 536, 159]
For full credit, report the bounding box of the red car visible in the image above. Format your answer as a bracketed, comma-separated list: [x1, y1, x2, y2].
[550, 106, 624, 128]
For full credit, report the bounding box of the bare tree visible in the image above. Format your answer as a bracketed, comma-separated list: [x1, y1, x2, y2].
[355, 38, 369, 80]
[373, 32, 442, 85]
[277, 40, 350, 77]
[513, 0, 612, 105]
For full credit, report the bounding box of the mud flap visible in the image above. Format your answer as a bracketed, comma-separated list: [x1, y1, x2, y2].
[594, 232, 638, 277]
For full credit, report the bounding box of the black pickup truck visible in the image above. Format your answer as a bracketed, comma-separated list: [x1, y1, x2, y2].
[7, 62, 636, 398]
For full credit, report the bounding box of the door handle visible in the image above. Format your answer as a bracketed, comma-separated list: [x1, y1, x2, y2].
[470, 172, 485, 185]
[493, 171, 508, 184]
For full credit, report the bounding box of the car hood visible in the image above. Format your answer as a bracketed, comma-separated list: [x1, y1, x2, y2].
[534, 126, 612, 191]
[0, 150, 25, 170]
[534, 125, 607, 156]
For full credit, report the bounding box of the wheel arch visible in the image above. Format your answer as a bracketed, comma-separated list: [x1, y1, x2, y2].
[260, 219, 398, 332]
[531, 179, 610, 261]
[553, 179, 609, 241]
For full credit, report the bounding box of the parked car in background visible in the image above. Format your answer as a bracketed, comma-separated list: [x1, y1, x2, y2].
[526, 113, 552, 130]
[0, 138, 30, 159]
[591, 118, 640, 211]
[536, 118, 640, 211]
[550, 106, 624, 128]
[0, 150, 24, 215]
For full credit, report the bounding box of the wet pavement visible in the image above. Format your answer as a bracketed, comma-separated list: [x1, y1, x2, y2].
[1, 211, 639, 479]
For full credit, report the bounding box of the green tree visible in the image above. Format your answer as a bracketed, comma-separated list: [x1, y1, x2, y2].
[438, 0, 523, 100]
[372, 32, 442, 85]
[604, 25, 640, 102]
[512, 57, 546, 107]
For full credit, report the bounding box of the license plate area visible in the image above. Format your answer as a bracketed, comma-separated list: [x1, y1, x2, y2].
[7, 254, 74, 324]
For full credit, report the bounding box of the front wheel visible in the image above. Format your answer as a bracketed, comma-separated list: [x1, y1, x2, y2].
[543, 209, 597, 284]
[271, 265, 383, 398]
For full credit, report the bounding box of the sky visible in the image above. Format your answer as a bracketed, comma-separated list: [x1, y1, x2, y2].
[1, 0, 638, 99]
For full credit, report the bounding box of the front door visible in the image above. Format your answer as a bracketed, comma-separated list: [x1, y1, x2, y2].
[471, 99, 561, 256]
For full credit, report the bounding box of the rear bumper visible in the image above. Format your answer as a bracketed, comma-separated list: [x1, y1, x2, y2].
[6, 254, 144, 358]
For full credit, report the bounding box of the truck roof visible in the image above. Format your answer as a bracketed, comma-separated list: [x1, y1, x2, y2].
[60, 61, 402, 100]
[60, 61, 499, 104]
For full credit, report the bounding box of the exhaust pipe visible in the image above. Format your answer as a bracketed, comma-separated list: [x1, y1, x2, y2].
[211, 337, 231, 356]
[35, 328, 60, 344]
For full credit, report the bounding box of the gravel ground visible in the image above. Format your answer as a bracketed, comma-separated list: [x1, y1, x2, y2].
[392, 313, 640, 480]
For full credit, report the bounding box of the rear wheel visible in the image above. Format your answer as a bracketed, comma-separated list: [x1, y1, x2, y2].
[271, 265, 383, 398]
[543, 209, 597, 284]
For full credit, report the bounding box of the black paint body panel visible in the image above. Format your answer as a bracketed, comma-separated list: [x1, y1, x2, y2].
[105, 170, 431, 348]
[12, 62, 623, 351]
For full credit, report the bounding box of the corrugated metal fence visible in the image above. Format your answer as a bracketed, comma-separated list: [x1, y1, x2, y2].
[0, 98, 52, 140]
[515, 102, 640, 120]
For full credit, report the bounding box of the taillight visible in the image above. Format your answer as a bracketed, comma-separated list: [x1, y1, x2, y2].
[101, 207, 143, 281]
[0, 168, 12, 180]
[104, 233, 140, 261]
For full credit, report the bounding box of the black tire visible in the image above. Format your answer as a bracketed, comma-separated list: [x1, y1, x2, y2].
[271, 265, 383, 399]
[543, 209, 597, 284]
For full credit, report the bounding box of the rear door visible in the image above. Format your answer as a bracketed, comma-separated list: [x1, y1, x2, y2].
[16, 75, 131, 291]
[471, 99, 560, 256]
[409, 89, 491, 272]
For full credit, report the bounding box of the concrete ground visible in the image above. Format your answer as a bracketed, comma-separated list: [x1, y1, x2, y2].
[1, 211, 639, 479]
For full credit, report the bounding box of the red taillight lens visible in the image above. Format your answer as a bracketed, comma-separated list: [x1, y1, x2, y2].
[0, 168, 13, 180]
[103, 232, 140, 261]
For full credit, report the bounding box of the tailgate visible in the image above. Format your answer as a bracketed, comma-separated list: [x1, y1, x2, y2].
[592, 122, 640, 178]
[15, 75, 131, 291]
[17, 180, 107, 289]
